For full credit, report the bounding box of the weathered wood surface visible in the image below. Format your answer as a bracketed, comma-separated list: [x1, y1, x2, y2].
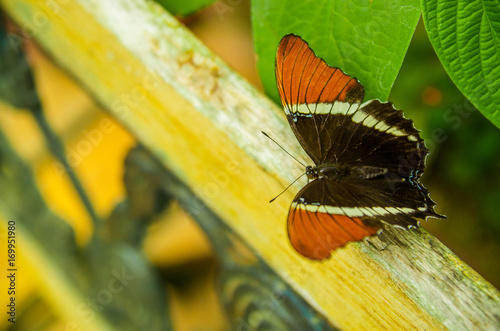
[1, 0, 499, 329]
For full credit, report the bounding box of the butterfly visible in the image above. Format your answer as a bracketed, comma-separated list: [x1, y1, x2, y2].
[275, 34, 445, 260]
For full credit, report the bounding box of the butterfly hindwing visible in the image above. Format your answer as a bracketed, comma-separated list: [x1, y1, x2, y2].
[288, 176, 441, 260]
[288, 179, 380, 260]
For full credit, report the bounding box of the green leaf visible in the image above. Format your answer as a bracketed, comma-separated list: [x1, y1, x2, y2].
[155, 0, 216, 16]
[252, 0, 421, 106]
[422, 0, 500, 128]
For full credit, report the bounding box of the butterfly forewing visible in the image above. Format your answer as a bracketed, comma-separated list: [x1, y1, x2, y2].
[275, 34, 365, 164]
[331, 100, 428, 177]
[275, 34, 445, 260]
[276, 35, 427, 175]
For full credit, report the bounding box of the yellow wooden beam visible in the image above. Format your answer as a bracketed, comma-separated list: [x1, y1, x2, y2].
[1, 0, 498, 329]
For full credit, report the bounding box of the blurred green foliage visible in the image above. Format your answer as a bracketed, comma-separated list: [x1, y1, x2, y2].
[0, 16, 39, 110]
[252, 0, 421, 105]
[422, 0, 500, 128]
[155, 0, 216, 17]
[391, 22, 500, 238]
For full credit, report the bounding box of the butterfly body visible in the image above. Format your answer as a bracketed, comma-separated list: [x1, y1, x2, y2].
[275, 34, 445, 260]
[307, 164, 389, 182]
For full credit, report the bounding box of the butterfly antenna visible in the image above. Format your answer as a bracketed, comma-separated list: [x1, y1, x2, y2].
[269, 173, 306, 203]
[261, 131, 306, 167]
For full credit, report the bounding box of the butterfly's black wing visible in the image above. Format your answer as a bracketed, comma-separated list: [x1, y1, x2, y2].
[287, 175, 442, 260]
[275, 34, 427, 178]
[287, 178, 379, 260]
[275, 34, 365, 165]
